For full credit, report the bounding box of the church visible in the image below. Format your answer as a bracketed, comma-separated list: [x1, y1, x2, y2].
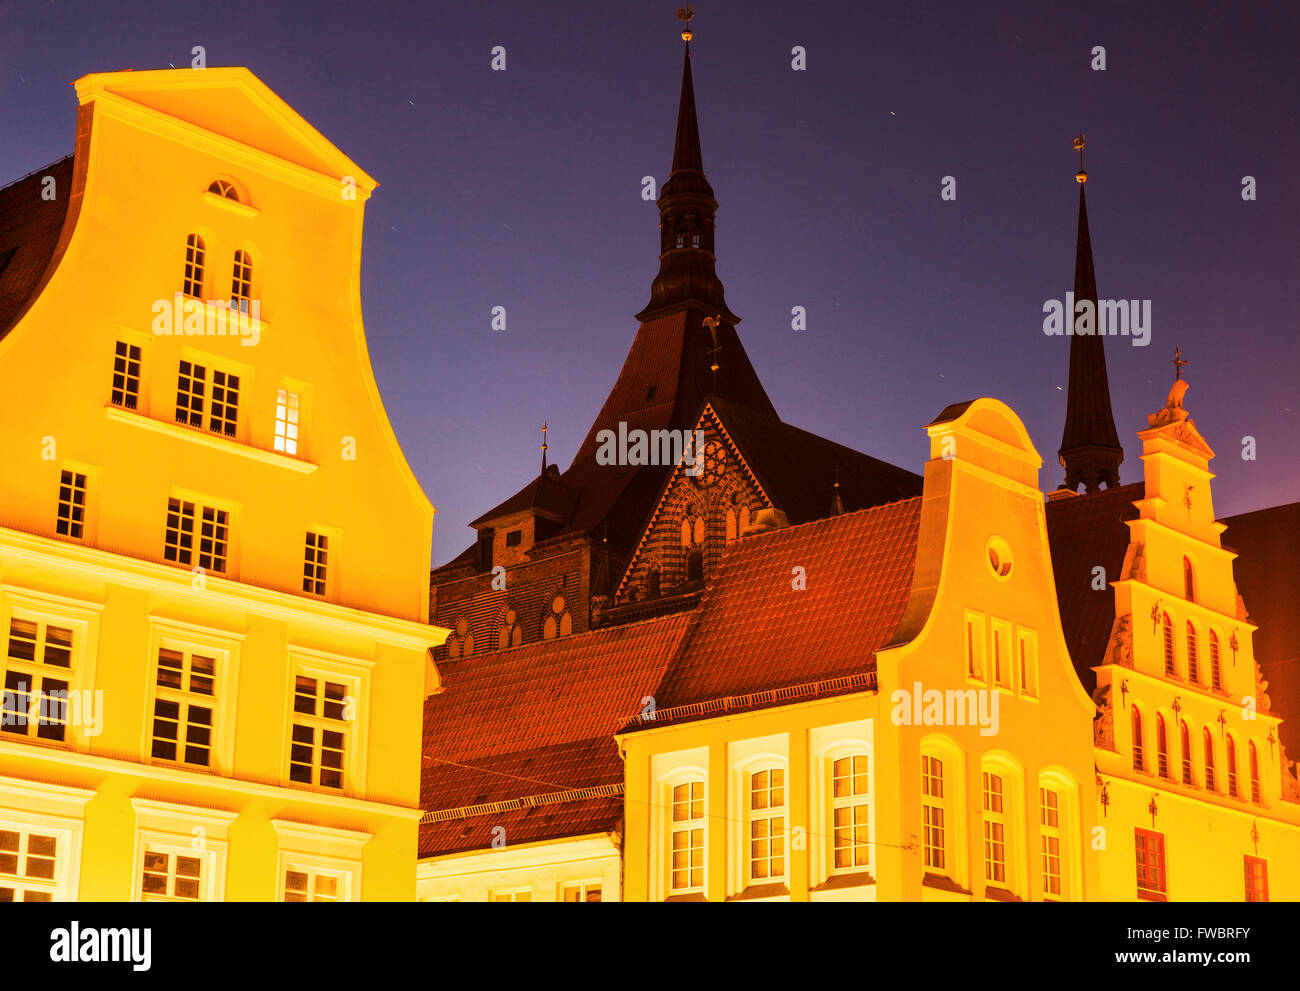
[418, 23, 1300, 901]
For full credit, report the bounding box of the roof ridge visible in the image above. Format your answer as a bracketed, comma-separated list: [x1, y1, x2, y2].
[0, 154, 73, 196]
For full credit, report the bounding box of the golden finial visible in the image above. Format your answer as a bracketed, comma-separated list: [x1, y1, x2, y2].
[541, 422, 549, 473]
[677, 6, 695, 42]
[1074, 133, 1087, 183]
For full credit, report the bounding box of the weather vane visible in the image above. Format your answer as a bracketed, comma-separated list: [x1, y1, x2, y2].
[1073, 133, 1087, 183]
[541, 421, 549, 473]
[1173, 346, 1187, 381]
[677, 6, 695, 42]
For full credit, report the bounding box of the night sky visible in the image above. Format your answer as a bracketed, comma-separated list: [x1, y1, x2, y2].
[3, 0, 1297, 563]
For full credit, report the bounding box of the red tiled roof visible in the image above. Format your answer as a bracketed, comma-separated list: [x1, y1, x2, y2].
[1045, 483, 1143, 695]
[1223, 502, 1300, 754]
[0, 156, 73, 339]
[420, 612, 690, 856]
[645, 497, 922, 715]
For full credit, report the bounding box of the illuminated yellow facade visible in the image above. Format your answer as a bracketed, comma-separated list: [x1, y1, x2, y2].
[1090, 381, 1300, 900]
[0, 68, 443, 901]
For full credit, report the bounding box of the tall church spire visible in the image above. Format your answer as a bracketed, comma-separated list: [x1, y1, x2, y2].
[1058, 134, 1123, 493]
[638, 11, 736, 322]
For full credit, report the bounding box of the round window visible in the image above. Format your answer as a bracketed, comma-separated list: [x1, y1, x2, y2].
[986, 537, 1013, 579]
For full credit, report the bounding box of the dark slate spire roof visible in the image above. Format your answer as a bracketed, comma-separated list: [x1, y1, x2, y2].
[1058, 181, 1124, 492]
[671, 41, 704, 174]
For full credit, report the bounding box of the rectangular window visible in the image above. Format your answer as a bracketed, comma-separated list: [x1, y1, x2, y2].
[303, 532, 329, 596]
[175, 361, 206, 427]
[208, 370, 239, 437]
[921, 754, 945, 872]
[150, 648, 215, 767]
[2, 618, 73, 742]
[111, 340, 141, 409]
[506, 529, 522, 547]
[1040, 788, 1062, 897]
[966, 615, 984, 680]
[982, 771, 1006, 885]
[230, 253, 253, 313]
[491, 889, 531, 902]
[831, 754, 870, 871]
[140, 848, 202, 901]
[284, 868, 342, 902]
[1018, 629, 1038, 697]
[183, 238, 205, 298]
[559, 882, 602, 902]
[1244, 855, 1268, 902]
[1135, 828, 1166, 901]
[164, 498, 196, 565]
[748, 769, 786, 883]
[55, 470, 87, 540]
[0, 828, 57, 901]
[274, 389, 300, 455]
[164, 499, 228, 574]
[198, 506, 229, 573]
[289, 676, 349, 789]
[670, 781, 704, 892]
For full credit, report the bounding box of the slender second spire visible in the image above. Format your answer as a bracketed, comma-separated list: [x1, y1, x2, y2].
[1058, 134, 1123, 493]
[638, 11, 736, 321]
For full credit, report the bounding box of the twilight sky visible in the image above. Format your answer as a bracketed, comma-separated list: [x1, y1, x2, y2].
[2, 0, 1297, 563]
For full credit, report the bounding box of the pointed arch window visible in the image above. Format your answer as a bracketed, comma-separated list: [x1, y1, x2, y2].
[1226, 735, 1239, 798]
[1156, 714, 1169, 779]
[1186, 622, 1199, 683]
[1209, 631, 1222, 692]
[230, 250, 253, 314]
[1161, 613, 1175, 677]
[183, 234, 206, 298]
[1131, 706, 1144, 772]
[1249, 741, 1261, 803]
[1179, 721, 1192, 785]
[1183, 557, 1195, 602]
[1203, 728, 1217, 791]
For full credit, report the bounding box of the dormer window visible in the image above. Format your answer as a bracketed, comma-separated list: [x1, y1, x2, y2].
[208, 179, 240, 202]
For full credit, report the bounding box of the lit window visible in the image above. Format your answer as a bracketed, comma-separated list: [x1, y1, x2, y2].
[230, 250, 252, 314]
[748, 768, 786, 883]
[670, 780, 704, 893]
[1209, 631, 1222, 691]
[150, 648, 215, 767]
[560, 882, 602, 902]
[111, 340, 141, 409]
[303, 532, 328, 596]
[921, 755, 945, 873]
[140, 849, 202, 901]
[831, 755, 870, 871]
[274, 389, 300, 455]
[1131, 705, 1144, 772]
[289, 676, 349, 789]
[284, 868, 342, 902]
[2, 618, 73, 742]
[207, 179, 239, 201]
[982, 771, 1006, 886]
[0, 829, 57, 901]
[1244, 855, 1268, 902]
[1162, 613, 1175, 677]
[1186, 622, 1199, 683]
[208, 370, 239, 437]
[55, 470, 87, 540]
[1249, 741, 1261, 803]
[183, 234, 205, 298]
[1203, 728, 1217, 792]
[1040, 788, 1062, 897]
[175, 361, 206, 427]
[1226, 735, 1239, 798]
[1134, 828, 1166, 900]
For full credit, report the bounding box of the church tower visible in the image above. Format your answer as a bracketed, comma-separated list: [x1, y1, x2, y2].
[1058, 137, 1124, 493]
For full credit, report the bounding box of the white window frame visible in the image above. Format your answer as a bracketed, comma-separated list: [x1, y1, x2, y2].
[271, 819, 368, 903]
[990, 618, 1013, 690]
[965, 610, 986, 682]
[651, 750, 709, 902]
[920, 735, 968, 888]
[282, 646, 373, 796]
[0, 776, 94, 901]
[1017, 627, 1038, 698]
[143, 617, 242, 773]
[130, 798, 236, 902]
[558, 880, 603, 902]
[733, 749, 789, 893]
[817, 739, 874, 881]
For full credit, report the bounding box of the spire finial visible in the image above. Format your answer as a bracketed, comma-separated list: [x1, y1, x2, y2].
[1173, 346, 1188, 381]
[1074, 132, 1087, 183]
[541, 422, 549, 474]
[704, 313, 721, 389]
[677, 5, 695, 42]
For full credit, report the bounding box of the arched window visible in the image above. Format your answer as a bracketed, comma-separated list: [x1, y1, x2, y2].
[1131, 706, 1144, 772]
[183, 233, 206, 298]
[1203, 728, 1217, 791]
[1179, 721, 1192, 784]
[447, 616, 472, 659]
[497, 608, 521, 650]
[1161, 613, 1175, 676]
[207, 179, 240, 201]
[921, 754, 946, 873]
[230, 250, 253, 314]
[669, 779, 705, 894]
[1156, 714, 1169, 779]
[685, 548, 704, 584]
[747, 766, 787, 884]
[542, 595, 571, 640]
[1183, 557, 1195, 602]
[1249, 741, 1261, 803]
[1186, 622, 1199, 683]
[1226, 735, 1239, 798]
[981, 769, 1008, 886]
[830, 754, 870, 872]
[1209, 631, 1222, 691]
[725, 508, 737, 543]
